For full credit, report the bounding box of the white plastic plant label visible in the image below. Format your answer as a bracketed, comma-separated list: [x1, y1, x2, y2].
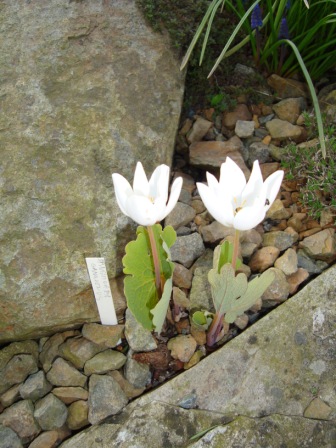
[85, 257, 118, 326]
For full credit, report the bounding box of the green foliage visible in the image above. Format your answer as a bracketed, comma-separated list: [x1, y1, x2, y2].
[208, 263, 274, 323]
[123, 224, 176, 331]
[181, 0, 336, 81]
[282, 114, 336, 220]
[191, 310, 213, 330]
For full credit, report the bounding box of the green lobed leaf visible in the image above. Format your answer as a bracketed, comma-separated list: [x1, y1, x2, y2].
[123, 224, 177, 332]
[208, 264, 275, 324]
[123, 228, 158, 330]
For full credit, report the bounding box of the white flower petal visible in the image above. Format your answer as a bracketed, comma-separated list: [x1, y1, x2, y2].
[219, 157, 246, 197]
[149, 164, 169, 200]
[133, 162, 150, 196]
[263, 170, 284, 210]
[197, 182, 234, 227]
[125, 194, 158, 226]
[233, 202, 266, 231]
[159, 176, 183, 221]
[112, 173, 133, 217]
[242, 160, 264, 203]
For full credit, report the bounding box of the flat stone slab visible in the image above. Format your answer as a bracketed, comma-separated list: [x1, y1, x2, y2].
[60, 265, 336, 447]
[132, 264, 336, 419]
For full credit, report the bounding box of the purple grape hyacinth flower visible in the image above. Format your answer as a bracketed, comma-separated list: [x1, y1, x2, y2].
[251, 4, 263, 29]
[279, 17, 290, 40]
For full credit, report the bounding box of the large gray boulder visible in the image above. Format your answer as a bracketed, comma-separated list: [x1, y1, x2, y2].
[0, 1, 184, 342]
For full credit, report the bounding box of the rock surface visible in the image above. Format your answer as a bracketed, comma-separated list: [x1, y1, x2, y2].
[0, 0, 184, 343]
[58, 266, 336, 447]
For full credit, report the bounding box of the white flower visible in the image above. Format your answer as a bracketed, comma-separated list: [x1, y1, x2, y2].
[197, 157, 284, 231]
[112, 162, 183, 226]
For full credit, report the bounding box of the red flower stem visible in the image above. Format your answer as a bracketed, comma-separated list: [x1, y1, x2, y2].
[231, 229, 240, 270]
[207, 311, 224, 347]
[147, 225, 162, 298]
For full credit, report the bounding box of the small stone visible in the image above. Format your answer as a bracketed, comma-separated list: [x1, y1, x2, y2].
[234, 314, 249, 330]
[241, 242, 258, 258]
[189, 138, 248, 175]
[0, 424, 23, 448]
[262, 231, 295, 251]
[173, 263, 193, 289]
[272, 97, 306, 123]
[284, 226, 299, 243]
[167, 335, 197, 363]
[29, 433, 58, 448]
[267, 74, 310, 98]
[177, 393, 197, 409]
[67, 400, 89, 430]
[190, 325, 207, 346]
[274, 248, 298, 275]
[304, 397, 332, 420]
[82, 323, 124, 349]
[261, 268, 290, 306]
[189, 267, 214, 312]
[123, 358, 151, 389]
[248, 142, 270, 165]
[39, 330, 80, 372]
[191, 198, 206, 214]
[46, 358, 87, 388]
[88, 375, 128, 425]
[0, 400, 40, 444]
[235, 120, 255, 138]
[287, 268, 310, 294]
[223, 104, 252, 129]
[187, 116, 213, 143]
[201, 221, 235, 244]
[19, 371, 52, 402]
[84, 349, 126, 375]
[178, 188, 192, 205]
[124, 309, 157, 352]
[108, 370, 145, 399]
[0, 384, 21, 408]
[266, 199, 292, 220]
[297, 250, 324, 274]
[299, 228, 336, 262]
[249, 246, 280, 272]
[164, 202, 196, 229]
[51, 387, 88, 405]
[34, 393, 68, 431]
[184, 350, 203, 370]
[173, 287, 191, 309]
[266, 119, 304, 142]
[170, 232, 205, 268]
[0, 353, 38, 395]
[59, 336, 106, 369]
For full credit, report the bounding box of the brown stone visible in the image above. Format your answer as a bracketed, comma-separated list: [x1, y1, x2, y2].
[173, 263, 193, 289]
[287, 268, 310, 295]
[222, 104, 252, 129]
[81, 323, 124, 349]
[267, 74, 310, 98]
[249, 246, 280, 273]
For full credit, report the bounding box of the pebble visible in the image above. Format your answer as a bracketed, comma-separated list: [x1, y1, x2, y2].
[248, 141, 270, 165]
[0, 400, 40, 444]
[46, 358, 87, 388]
[274, 248, 298, 275]
[59, 337, 105, 370]
[261, 268, 290, 306]
[287, 268, 310, 295]
[0, 424, 23, 448]
[84, 350, 126, 375]
[262, 231, 295, 251]
[124, 309, 157, 353]
[299, 228, 336, 262]
[272, 97, 306, 124]
[235, 120, 255, 138]
[66, 400, 89, 430]
[167, 335, 197, 363]
[39, 331, 80, 372]
[123, 358, 151, 389]
[0, 384, 21, 408]
[249, 246, 280, 272]
[164, 201, 196, 229]
[189, 267, 214, 312]
[51, 387, 88, 405]
[222, 103, 252, 129]
[201, 221, 235, 244]
[266, 118, 304, 142]
[34, 393, 68, 431]
[88, 375, 128, 425]
[170, 232, 205, 268]
[173, 263, 193, 289]
[19, 371, 52, 402]
[187, 116, 213, 143]
[81, 323, 124, 349]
